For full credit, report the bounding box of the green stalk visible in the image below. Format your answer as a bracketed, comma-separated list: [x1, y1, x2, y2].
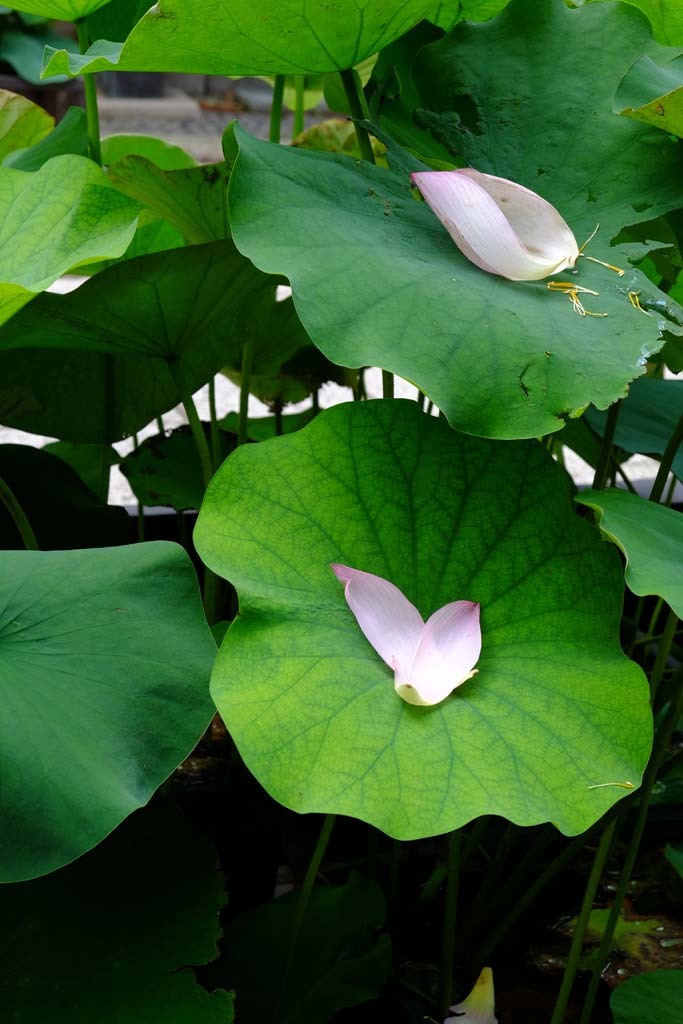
[382, 369, 394, 399]
[439, 831, 461, 1018]
[237, 340, 255, 447]
[578, 681, 683, 1024]
[293, 75, 305, 139]
[649, 411, 683, 503]
[650, 607, 678, 703]
[474, 825, 600, 969]
[592, 401, 621, 490]
[283, 814, 335, 998]
[387, 839, 402, 933]
[549, 819, 617, 1024]
[269, 74, 285, 143]
[132, 433, 145, 542]
[338, 67, 375, 164]
[167, 361, 213, 487]
[0, 476, 38, 549]
[75, 20, 102, 165]
[208, 377, 221, 468]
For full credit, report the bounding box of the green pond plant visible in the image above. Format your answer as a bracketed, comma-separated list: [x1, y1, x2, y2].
[0, 0, 681, 1021]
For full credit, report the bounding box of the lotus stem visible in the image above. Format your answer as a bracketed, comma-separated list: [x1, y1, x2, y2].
[439, 830, 462, 1018]
[75, 20, 102, 165]
[0, 476, 38, 549]
[338, 67, 374, 164]
[649, 410, 683, 503]
[269, 75, 285, 143]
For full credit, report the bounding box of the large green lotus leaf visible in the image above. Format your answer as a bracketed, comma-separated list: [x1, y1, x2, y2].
[8, 0, 110, 19]
[574, 488, 683, 618]
[611, 970, 683, 1024]
[0, 89, 53, 161]
[0, 799, 233, 1022]
[86, 0, 153, 42]
[615, 54, 683, 138]
[43, 440, 119, 501]
[42, 0, 442, 77]
[0, 542, 216, 882]
[585, 377, 683, 481]
[194, 400, 651, 839]
[109, 157, 230, 244]
[409, 0, 682, 251]
[592, 0, 683, 46]
[0, 242, 279, 442]
[0, 444, 128, 548]
[206, 873, 390, 1024]
[665, 841, 683, 878]
[0, 154, 139, 325]
[229, 126, 681, 440]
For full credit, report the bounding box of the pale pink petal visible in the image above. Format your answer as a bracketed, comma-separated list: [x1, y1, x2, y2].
[411, 169, 578, 281]
[459, 168, 579, 273]
[444, 967, 497, 1024]
[330, 564, 424, 674]
[395, 600, 481, 707]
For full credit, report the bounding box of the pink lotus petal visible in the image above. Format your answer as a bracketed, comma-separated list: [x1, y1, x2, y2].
[396, 600, 481, 707]
[411, 168, 579, 281]
[330, 564, 423, 672]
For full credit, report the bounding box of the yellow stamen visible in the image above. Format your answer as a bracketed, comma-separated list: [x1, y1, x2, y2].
[628, 290, 653, 316]
[582, 254, 625, 276]
[588, 781, 635, 791]
[548, 281, 608, 317]
[547, 281, 599, 296]
[577, 222, 624, 275]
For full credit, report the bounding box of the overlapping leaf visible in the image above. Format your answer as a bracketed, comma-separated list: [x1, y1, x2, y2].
[0, 89, 53, 161]
[0, 800, 233, 1021]
[195, 400, 651, 839]
[574, 488, 683, 617]
[0, 154, 139, 324]
[229, 124, 681, 440]
[0, 542, 216, 881]
[43, 0, 442, 77]
[615, 54, 683, 138]
[8, 0, 110, 19]
[0, 242, 280, 442]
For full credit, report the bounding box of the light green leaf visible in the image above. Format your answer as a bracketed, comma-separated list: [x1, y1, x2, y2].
[574, 488, 683, 617]
[0, 242, 277, 442]
[109, 157, 230, 243]
[0, 154, 139, 325]
[2, 106, 88, 171]
[208, 873, 390, 1024]
[229, 125, 682, 440]
[101, 133, 196, 169]
[615, 54, 683, 138]
[611, 970, 683, 1024]
[0, 799, 233, 1022]
[43, 0, 443, 77]
[0, 541, 216, 881]
[0, 88, 53, 161]
[195, 400, 651, 839]
[9, 0, 110, 19]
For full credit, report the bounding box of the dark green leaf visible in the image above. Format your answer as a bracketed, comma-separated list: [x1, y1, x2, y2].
[2, 106, 88, 171]
[0, 541, 216, 880]
[0, 799, 233, 1022]
[214, 873, 390, 1024]
[42, 440, 119, 500]
[611, 970, 683, 1024]
[0, 88, 53, 161]
[0, 444, 128, 549]
[615, 54, 683, 139]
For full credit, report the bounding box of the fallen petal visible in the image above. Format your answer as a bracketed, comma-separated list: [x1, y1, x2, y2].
[445, 967, 498, 1024]
[330, 564, 423, 676]
[411, 168, 579, 281]
[396, 601, 481, 707]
